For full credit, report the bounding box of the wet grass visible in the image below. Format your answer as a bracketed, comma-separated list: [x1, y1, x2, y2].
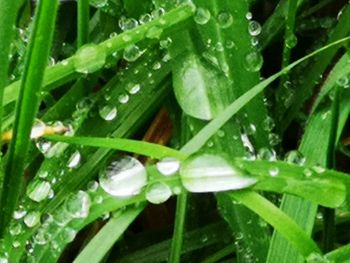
[0, 0, 350, 262]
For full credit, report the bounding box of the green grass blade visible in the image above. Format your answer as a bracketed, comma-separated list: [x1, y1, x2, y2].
[325, 243, 350, 262]
[77, 0, 90, 48]
[73, 206, 145, 263]
[0, 0, 59, 235]
[231, 190, 321, 258]
[45, 135, 187, 161]
[169, 191, 188, 263]
[201, 245, 234, 263]
[0, 0, 21, 133]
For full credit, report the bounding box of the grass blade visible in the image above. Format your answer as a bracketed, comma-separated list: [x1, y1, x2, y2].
[77, 0, 90, 48]
[0, 0, 59, 235]
[73, 206, 145, 263]
[231, 190, 321, 258]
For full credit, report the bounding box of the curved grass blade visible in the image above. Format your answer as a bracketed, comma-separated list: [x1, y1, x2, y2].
[230, 190, 321, 258]
[73, 206, 145, 263]
[45, 135, 187, 161]
[0, 0, 59, 235]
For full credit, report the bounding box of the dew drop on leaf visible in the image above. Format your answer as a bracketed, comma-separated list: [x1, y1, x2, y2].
[257, 148, 276, 161]
[194, 8, 211, 25]
[244, 51, 263, 72]
[139, 13, 152, 24]
[248, 21, 261, 36]
[156, 157, 180, 176]
[24, 211, 41, 228]
[145, 182, 172, 204]
[99, 104, 117, 121]
[74, 44, 106, 74]
[284, 150, 305, 166]
[99, 156, 147, 197]
[123, 45, 142, 62]
[217, 11, 233, 28]
[64, 191, 91, 219]
[67, 150, 82, 169]
[89, 0, 108, 8]
[286, 33, 298, 48]
[26, 180, 51, 202]
[180, 153, 257, 192]
[118, 93, 129, 104]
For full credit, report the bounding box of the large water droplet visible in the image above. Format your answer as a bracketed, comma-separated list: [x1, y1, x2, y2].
[118, 93, 129, 104]
[257, 148, 276, 161]
[9, 223, 22, 236]
[180, 153, 257, 192]
[99, 156, 147, 197]
[74, 44, 106, 74]
[145, 182, 172, 204]
[99, 104, 117, 121]
[156, 158, 180, 176]
[119, 17, 138, 31]
[194, 8, 211, 25]
[65, 191, 90, 219]
[284, 150, 305, 166]
[217, 12, 233, 28]
[248, 21, 261, 36]
[24, 211, 41, 228]
[286, 34, 298, 48]
[123, 45, 142, 62]
[30, 120, 46, 139]
[67, 151, 81, 169]
[244, 51, 263, 72]
[26, 180, 51, 202]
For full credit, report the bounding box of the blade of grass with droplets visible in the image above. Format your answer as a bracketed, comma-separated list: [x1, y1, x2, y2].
[0, 0, 59, 235]
[45, 135, 187, 161]
[267, 86, 350, 261]
[278, 3, 350, 133]
[73, 206, 145, 263]
[230, 190, 321, 258]
[2, 3, 194, 106]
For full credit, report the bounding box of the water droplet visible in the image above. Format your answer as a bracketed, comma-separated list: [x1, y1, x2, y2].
[119, 17, 138, 31]
[244, 51, 263, 72]
[139, 13, 152, 24]
[126, 83, 141, 94]
[145, 182, 172, 204]
[172, 186, 182, 195]
[160, 37, 172, 49]
[312, 165, 326, 174]
[26, 180, 51, 202]
[13, 209, 27, 220]
[74, 44, 106, 74]
[217, 12, 233, 28]
[303, 168, 312, 177]
[30, 119, 46, 139]
[306, 252, 330, 263]
[65, 191, 91, 219]
[268, 133, 281, 146]
[156, 158, 180, 176]
[257, 148, 276, 161]
[24, 211, 41, 228]
[245, 12, 252, 20]
[61, 228, 77, 243]
[118, 93, 129, 104]
[151, 7, 165, 19]
[123, 45, 142, 62]
[286, 34, 298, 48]
[9, 223, 22, 236]
[89, 0, 108, 8]
[34, 229, 49, 245]
[269, 167, 279, 177]
[284, 150, 305, 165]
[194, 8, 211, 25]
[336, 76, 349, 88]
[248, 21, 261, 36]
[12, 241, 20, 248]
[99, 104, 117, 121]
[262, 116, 275, 131]
[67, 151, 81, 169]
[99, 156, 147, 197]
[87, 181, 99, 192]
[180, 153, 257, 192]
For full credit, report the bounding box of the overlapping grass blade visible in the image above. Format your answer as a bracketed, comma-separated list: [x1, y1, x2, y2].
[0, 0, 59, 235]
